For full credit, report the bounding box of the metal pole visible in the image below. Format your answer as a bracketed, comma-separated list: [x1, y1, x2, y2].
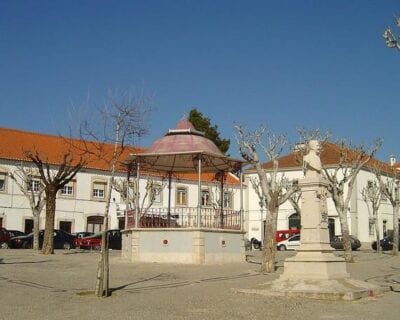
[197, 156, 202, 228]
[220, 171, 224, 229]
[135, 162, 140, 228]
[125, 165, 131, 230]
[240, 168, 244, 232]
[167, 172, 172, 227]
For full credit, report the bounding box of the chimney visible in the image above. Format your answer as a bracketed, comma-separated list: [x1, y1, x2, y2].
[389, 154, 396, 166]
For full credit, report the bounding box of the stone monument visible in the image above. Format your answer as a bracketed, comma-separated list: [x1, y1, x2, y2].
[240, 140, 386, 300]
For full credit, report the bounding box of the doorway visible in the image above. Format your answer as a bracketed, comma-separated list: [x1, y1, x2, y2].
[24, 219, 34, 234]
[59, 221, 72, 233]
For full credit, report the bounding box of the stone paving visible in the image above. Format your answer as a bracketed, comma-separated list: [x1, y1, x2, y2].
[0, 249, 399, 320]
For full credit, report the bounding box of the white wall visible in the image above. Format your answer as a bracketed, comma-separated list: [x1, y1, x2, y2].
[0, 159, 242, 233]
[243, 166, 397, 244]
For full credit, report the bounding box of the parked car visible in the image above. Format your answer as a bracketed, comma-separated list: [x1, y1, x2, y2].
[72, 231, 94, 238]
[0, 228, 11, 249]
[371, 235, 400, 251]
[8, 229, 76, 249]
[276, 229, 300, 243]
[7, 230, 26, 238]
[0, 229, 26, 249]
[330, 235, 361, 251]
[277, 234, 301, 251]
[75, 229, 122, 250]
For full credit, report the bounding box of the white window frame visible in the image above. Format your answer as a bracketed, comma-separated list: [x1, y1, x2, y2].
[28, 178, 41, 193]
[150, 183, 163, 205]
[223, 191, 233, 209]
[60, 180, 75, 198]
[92, 180, 107, 200]
[0, 171, 6, 192]
[176, 186, 188, 206]
[201, 188, 211, 207]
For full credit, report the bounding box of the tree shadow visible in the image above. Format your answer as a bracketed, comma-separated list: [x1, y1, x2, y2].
[0, 260, 51, 265]
[109, 273, 165, 294]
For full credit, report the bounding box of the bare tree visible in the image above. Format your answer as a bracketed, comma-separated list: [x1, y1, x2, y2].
[383, 16, 400, 50]
[79, 91, 151, 297]
[287, 187, 302, 217]
[26, 151, 85, 254]
[235, 125, 298, 273]
[249, 176, 266, 243]
[322, 139, 382, 262]
[361, 181, 383, 254]
[112, 175, 166, 218]
[8, 164, 46, 250]
[375, 168, 399, 256]
[112, 177, 136, 209]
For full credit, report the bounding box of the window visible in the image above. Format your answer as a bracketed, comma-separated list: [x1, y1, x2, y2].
[0, 172, 6, 192]
[201, 188, 211, 207]
[24, 219, 34, 234]
[59, 221, 72, 233]
[92, 181, 107, 199]
[369, 218, 375, 236]
[288, 213, 301, 230]
[223, 191, 233, 209]
[87, 216, 104, 233]
[61, 181, 75, 197]
[150, 184, 163, 205]
[176, 187, 188, 206]
[383, 220, 387, 237]
[28, 179, 41, 192]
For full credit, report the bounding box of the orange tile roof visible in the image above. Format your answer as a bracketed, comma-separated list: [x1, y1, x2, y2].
[0, 127, 241, 185]
[254, 142, 395, 175]
[0, 127, 142, 171]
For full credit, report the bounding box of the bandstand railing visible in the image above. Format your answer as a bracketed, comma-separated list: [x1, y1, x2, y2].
[126, 207, 241, 230]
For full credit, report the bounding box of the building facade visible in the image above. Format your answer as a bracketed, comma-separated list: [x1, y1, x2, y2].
[244, 144, 398, 246]
[0, 127, 242, 234]
[1, 127, 398, 248]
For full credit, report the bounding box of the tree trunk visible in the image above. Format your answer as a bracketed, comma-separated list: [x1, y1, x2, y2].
[393, 204, 399, 256]
[95, 178, 113, 297]
[374, 221, 381, 255]
[337, 207, 354, 262]
[33, 212, 40, 251]
[42, 191, 56, 255]
[261, 204, 278, 273]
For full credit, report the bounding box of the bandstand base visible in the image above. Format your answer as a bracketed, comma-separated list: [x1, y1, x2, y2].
[121, 228, 245, 264]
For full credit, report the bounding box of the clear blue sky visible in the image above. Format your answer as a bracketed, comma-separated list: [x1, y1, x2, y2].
[1, 1, 399, 161]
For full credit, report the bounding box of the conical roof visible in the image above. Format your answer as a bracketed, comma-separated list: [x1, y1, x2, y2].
[127, 118, 243, 173]
[145, 118, 223, 155]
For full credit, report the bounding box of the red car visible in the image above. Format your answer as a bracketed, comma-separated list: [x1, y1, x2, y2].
[75, 229, 122, 250]
[0, 228, 11, 249]
[276, 229, 300, 243]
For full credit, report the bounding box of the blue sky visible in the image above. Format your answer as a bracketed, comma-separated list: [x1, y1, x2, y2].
[1, 1, 399, 161]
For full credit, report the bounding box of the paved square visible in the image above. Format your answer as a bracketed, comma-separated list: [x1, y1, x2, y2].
[0, 249, 399, 320]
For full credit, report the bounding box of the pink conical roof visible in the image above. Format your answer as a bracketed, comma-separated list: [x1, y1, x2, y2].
[127, 118, 243, 173]
[146, 119, 222, 155]
[175, 118, 196, 130]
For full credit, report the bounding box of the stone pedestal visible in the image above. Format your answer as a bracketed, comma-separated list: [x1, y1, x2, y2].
[282, 177, 349, 280]
[239, 176, 387, 300]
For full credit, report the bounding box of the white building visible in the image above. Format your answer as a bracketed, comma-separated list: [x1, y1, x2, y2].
[244, 143, 398, 246]
[0, 127, 241, 234]
[1, 126, 398, 248]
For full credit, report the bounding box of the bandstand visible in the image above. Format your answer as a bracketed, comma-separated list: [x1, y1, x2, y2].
[121, 118, 246, 264]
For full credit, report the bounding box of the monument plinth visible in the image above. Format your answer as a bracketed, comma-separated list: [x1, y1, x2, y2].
[281, 175, 349, 280]
[239, 140, 387, 300]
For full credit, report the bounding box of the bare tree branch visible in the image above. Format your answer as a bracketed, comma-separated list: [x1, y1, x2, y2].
[235, 124, 298, 273]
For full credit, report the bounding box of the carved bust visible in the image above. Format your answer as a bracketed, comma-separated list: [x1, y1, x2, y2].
[303, 140, 322, 179]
